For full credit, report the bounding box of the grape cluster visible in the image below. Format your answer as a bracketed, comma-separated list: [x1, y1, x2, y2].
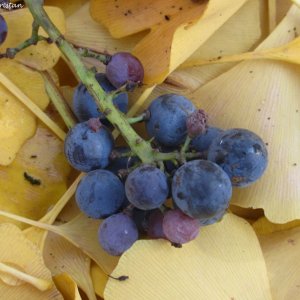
[64, 52, 268, 256]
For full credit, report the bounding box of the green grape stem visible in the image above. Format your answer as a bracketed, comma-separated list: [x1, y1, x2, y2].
[0, 20, 52, 59]
[23, 0, 201, 165]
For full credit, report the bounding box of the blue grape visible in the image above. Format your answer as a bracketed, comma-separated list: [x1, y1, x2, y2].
[190, 126, 224, 152]
[75, 170, 125, 219]
[0, 15, 8, 45]
[64, 120, 114, 172]
[98, 213, 138, 256]
[145, 94, 196, 147]
[73, 73, 128, 122]
[172, 160, 232, 219]
[106, 52, 144, 88]
[207, 128, 268, 187]
[125, 165, 169, 210]
[162, 209, 200, 244]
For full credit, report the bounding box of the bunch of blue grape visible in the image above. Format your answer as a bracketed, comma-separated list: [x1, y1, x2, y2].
[64, 52, 268, 256]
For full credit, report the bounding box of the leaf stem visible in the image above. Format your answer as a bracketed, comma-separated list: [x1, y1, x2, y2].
[41, 70, 76, 129]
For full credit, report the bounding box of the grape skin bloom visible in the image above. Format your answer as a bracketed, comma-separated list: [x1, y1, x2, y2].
[75, 170, 126, 219]
[64, 121, 114, 172]
[145, 94, 196, 147]
[207, 128, 268, 187]
[172, 160, 232, 219]
[98, 213, 138, 256]
[125, 165, 169, 210]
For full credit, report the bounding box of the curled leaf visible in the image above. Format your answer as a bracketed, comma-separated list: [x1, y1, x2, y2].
[53, 273, 82, 300]
[90, 263, 108, 299]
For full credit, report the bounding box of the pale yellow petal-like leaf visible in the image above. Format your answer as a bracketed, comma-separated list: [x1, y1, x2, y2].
[135, 0, 264, 111]
[0, 211, 119, 275]
[0, 223, 62, 299]
[66, 3, 145, 54]
[187, 5, 300, 223]
[0, 7, 65, 70]
[44, 0, 89, 17]
[0, 125, 70, 228]
[259, 226, 300, 299]
[44, 232, 96, 300]
[0, 60, 53, 165]
[23, 174, 83, 250]
[90, 263, 108, 299]
[53, 273, 82, 300]
[253, 217, 300, 235]
[105, 214, 272, 300]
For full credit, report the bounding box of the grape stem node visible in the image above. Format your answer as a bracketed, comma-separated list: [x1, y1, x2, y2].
[0, 20, 52, 59]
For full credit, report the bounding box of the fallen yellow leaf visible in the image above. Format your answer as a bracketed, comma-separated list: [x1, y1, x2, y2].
[105, 213, 272, 300]
[187, 5, 300, 223]
[253, 217, 300, 235]
[53, 273, 82, 300]
[44, 232, 96, 300]
[0, 125, 70, 227]
[259, 226, 300, 299]
[0, 223, 62, 299]
[90, 262, 108, 299]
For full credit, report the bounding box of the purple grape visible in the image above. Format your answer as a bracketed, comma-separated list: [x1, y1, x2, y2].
[0, 15, 8, 45]
[75, 170, 126, 219]
[147, 209, 165, 239]
[125, 164, 169, 210]
[98, 213, 138, 256]
[162, 209, 200, 244]
[106, 52, 144, 88]
[172, 160, 232, 219]
[64, 119, 114, 172]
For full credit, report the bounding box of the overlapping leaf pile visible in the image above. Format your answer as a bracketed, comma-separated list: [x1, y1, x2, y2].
[0, 0, 299, 299]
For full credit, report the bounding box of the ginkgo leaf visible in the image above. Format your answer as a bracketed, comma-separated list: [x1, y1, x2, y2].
[0, 125, 70, 228]
[44, 232, 97, 300]
[252, 217, 300, 235]
[90, 0, 207, 39]
[186, 5, 300, 223]
[66, 3, 144, 54]
[0, 211, 119, 275]
[23, 174, 84, 249]
[53, 273, 82, 300]
[0, 223, 62, 299]
[0, 7, 65, 70]
[44, 0, 89, 18]
[104, 213, 272, 300]
[0, 60, 53, 165]
[90, 263, 108, 299]
[259, 226, 300, 299]
[133, 0, 264, 111]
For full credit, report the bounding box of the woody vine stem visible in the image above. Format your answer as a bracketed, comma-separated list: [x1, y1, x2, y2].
[20, 0, 201, 164]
